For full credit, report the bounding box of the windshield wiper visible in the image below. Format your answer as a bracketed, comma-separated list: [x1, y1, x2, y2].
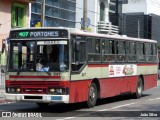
[17, 62, 35, 75]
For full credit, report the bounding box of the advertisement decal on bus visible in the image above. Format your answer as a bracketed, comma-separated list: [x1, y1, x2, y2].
[109, 64, 137, 77]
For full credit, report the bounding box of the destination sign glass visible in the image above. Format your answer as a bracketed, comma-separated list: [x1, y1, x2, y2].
[10, 30, 68, 39]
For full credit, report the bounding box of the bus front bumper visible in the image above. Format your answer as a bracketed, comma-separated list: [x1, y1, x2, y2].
[5, 93, 69, 103]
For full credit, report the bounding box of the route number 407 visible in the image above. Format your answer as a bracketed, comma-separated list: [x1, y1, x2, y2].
[18, 32, 29, 37]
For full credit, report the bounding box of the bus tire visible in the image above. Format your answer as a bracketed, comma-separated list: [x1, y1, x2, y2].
[87, 82, 97, 108]
[36, 103, 49, 108]
[133, 77, 143, 99]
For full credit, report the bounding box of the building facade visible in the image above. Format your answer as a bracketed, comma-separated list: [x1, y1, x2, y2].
[31, 0, 118, 34]
[121, 0, 160, 42]
[76, 0, 118, 34]
[0, 0, 33, 41]
[0, 0, 34, 65]
[31, 0, 76, 28]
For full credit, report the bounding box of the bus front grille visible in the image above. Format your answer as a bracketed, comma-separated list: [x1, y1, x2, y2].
[9, 81, 59, 86]
[22, 88, 47, 94]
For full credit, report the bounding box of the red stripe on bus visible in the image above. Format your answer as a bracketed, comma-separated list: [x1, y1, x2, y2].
[6, 80, 70, 86]
[88, 64, 109, 67]
[9, 76, 61, 79]
[137, 63, 157, 66]
[88, 63, 157, 67]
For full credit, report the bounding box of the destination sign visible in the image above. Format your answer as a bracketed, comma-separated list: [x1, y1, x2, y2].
[30, 31, 59, 37]
[10, 30, 68, 39]
[37, 41, 67, 45]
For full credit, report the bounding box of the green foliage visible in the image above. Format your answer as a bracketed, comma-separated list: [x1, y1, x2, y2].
[158, 43, 160, 50]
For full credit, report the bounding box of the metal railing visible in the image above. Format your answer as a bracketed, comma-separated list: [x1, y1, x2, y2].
[97, 21, 119, 35]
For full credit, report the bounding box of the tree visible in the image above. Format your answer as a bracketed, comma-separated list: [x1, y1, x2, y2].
[158, 43, 160, 50]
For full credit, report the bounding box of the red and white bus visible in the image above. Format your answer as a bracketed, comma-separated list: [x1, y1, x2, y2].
[5, 27, 158, 108]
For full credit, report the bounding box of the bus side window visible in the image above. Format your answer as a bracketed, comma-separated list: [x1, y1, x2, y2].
[71, 36, 86, 72]
[76, 41, 86, 63]
[102, 39, 115, 62]
[87, 38, 101, 62]
[145, 43, 153, 62]
[136, 42, 145, 62]
[153, 44, 157, 62]
[126, 42, 136, 62]
[116, 41, 126, 62]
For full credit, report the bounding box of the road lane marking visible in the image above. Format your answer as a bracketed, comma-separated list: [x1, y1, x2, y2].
[56, 102, 136, 120]
[148, 97, 160, 101]
[98, 103, 136, 111]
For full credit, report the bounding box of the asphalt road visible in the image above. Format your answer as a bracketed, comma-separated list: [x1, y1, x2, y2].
[0, 84, 160, 120]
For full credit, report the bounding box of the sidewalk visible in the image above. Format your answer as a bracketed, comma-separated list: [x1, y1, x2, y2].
[0, 88, 5, 98]
[0, 88, 5, 104]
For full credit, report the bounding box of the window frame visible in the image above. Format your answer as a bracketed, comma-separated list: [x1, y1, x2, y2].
[71, 35, 87, 72]
[11, 3, 26, 28]
[126, 41, 136, 62]
[87, 37, 101, 63]
[136, 42, 145, 62]
[102, 38, 116, 62]
[116, 40, 126, 62]
[145, 43, 157, 62]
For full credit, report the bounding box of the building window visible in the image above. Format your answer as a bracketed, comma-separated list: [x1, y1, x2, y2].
[100, 2, 105, 21]
[31, 0, 76, 28]
[31, 3, 41, 14]
[12, 3, 26, 28]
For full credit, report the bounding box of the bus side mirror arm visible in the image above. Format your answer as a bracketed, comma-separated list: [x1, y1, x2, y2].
[72, 61, 79, 66]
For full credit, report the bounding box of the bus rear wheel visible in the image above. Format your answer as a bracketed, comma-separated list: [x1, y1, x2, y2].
[87, 82, 97, 108]
[133, 77, 143, 99]
[36, 103, 49, 108]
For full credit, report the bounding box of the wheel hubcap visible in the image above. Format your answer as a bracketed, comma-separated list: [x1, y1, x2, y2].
[137, 81, 142, 95]
[90, 87, 95, 101]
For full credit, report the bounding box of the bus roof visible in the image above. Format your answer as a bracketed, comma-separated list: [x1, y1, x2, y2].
[69, 28, 157, 43]
[10, 27, 157, 43]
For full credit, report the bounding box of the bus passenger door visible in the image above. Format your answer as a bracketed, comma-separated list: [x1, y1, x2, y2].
[70, 36, 88, 103]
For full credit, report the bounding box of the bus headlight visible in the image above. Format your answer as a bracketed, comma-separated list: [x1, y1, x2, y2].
[16, 88, 21, 93]
[49, 88, 55, 93]
[48, 88, 69, 95]
[6, 87, 21, 93]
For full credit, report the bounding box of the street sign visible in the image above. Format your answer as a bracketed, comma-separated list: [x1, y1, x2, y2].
[81, 18, 91, 28]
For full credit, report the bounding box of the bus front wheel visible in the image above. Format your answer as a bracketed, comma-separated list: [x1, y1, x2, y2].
[133, 77, 143, 99]
[87, 82, 97, 108]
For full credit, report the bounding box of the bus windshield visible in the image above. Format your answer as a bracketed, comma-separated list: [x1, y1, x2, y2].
[9, 40, 69, 72]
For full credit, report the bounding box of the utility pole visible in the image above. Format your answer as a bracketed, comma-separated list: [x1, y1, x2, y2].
[41, 0, 45, 27]
[138, 20, 140, 38]
[83, 0, 87, 30]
